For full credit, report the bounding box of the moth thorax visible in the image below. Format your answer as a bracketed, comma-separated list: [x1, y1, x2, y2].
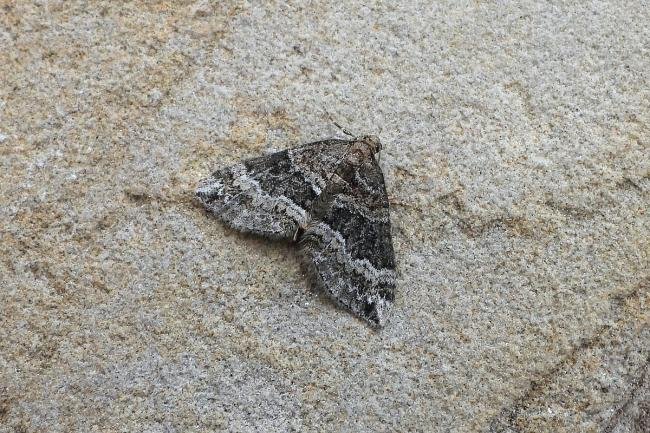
[359, 135, 382, 155]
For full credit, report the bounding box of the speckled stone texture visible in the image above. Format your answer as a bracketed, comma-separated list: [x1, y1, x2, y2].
[0, 1, 648, 432]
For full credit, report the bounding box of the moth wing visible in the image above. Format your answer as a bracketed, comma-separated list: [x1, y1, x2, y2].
[196, 140, 350, 239]
[300, 144, 397, 326]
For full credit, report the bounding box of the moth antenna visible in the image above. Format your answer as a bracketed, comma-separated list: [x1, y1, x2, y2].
[325, 110, 356, 138]
[334, 121, 355, 138]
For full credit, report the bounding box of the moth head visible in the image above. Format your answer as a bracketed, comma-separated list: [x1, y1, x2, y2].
[359, 135, 382, 155]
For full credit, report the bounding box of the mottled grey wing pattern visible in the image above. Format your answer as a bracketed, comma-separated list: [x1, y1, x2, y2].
[298, 142, 396, 326]
[197, 136, 396, 327]
[196, 140, 350, 239]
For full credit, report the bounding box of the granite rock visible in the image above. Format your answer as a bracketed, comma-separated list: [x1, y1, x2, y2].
[0, 1, 648, 432]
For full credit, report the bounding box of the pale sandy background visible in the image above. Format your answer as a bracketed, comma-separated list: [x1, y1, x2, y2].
[1, 1, 648, 432]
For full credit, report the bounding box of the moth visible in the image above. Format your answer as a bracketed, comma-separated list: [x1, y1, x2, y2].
[196, 135, 396, 326]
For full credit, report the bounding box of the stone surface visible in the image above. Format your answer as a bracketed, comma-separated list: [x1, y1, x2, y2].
[0, 1, 648, 432]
